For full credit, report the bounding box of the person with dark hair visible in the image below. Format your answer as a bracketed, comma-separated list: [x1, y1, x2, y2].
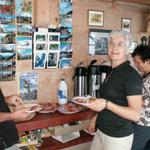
[76, 30, 143, 150]
[0, 90, 31, 150]
[131, 44, 150, 150]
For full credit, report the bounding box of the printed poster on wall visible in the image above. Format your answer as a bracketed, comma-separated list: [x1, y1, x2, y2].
[19, 72, 37, 101]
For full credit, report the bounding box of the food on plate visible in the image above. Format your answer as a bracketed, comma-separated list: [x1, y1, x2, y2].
[75, 97, 96, 104]
[89, 97, 96, 103]
[38, 103, 58, 113]
[28, 105, 42, 111]
[63, 103, 82, 112]
[24, 104, 42, 112]
[58, 102, 83, 114]
[11, 103, 42, 112]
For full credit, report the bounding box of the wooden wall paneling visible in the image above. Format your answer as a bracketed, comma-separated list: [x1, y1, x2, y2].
[1, 0, 150, 104]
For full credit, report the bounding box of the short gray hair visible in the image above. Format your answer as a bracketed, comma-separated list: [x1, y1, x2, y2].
[109, 30, 132, 51]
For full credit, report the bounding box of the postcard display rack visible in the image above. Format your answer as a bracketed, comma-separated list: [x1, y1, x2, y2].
[0, 0, 33, 82]
[33, 0, 73, 70]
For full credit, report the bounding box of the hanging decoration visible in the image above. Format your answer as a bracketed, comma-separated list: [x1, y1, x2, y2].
[59, 0, 73, 68]
[0, 0, 16, 81]
[0, 0, 33, 82]
[15, 0, 32, 60]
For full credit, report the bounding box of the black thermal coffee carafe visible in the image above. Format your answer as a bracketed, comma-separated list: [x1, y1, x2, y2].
[73, 66, 87, 96]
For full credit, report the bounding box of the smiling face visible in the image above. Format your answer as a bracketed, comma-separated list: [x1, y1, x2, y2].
[108, 34, 128, 64]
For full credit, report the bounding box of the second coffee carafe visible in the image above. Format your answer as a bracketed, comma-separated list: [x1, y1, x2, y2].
[87, 64, 101, 98]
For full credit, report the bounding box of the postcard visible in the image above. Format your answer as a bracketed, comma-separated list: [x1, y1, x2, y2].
[59, 51, 72, 59]
[0, 61, 16, 71]
[0, 70, 15, 82]
[0, 0, 13, 6]
[0, 44, 15, 52]
[48, 43, 60, 51]
[34, 52, 46, 69]
[16, 36, 32, 49]
[15, 0, 32, 17]
[17, 24, 32, 36]
[48, 32, 60, 42]
[0, 24, 16, 33]
[59, 58, 72, 69]
[0, 33, 15, 44]
[0, 52, 16, 61]
[34, 32, 47, 43]
[35, 43, 46, 51]
[0, 14, 15, 24]
[47, 51, 59, 68]
[60, 41, 72, 51]
[59, 1, 72, 17]
[17, 48, 32, 60]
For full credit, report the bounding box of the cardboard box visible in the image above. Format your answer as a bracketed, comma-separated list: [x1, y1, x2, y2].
[49, 120, 91, 136]
[52, 132, 80, 143]
[49, 120, 91, 143]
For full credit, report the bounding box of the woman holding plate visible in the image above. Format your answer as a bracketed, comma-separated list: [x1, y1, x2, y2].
[75, 30, 143, 150]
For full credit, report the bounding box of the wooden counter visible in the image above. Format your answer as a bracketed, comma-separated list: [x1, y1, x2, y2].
[16, 109, 96, 150]
[16, 109, 96, 132]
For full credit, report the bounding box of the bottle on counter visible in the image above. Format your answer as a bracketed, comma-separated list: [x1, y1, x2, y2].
[57, 79, 68, 105]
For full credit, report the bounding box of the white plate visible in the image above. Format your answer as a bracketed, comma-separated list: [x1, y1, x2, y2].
[58, 103, 82, 114]
[71, 96, 94, 106]
[25, 104, 42, 113]
[38, 103, 58, 113]
[38, 107, 57, 113]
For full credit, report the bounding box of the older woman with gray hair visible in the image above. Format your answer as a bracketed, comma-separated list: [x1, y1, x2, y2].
[81, 30, 143, 150]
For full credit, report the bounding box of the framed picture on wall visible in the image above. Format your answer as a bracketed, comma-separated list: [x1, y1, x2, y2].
[121, 18, 131, 33]
[88, 29, 111, 55]
[88, 10, 104, 27]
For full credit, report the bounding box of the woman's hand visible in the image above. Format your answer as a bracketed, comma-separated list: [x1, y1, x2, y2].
[85, 98, 106, 112]
[5, 94, 23, 106]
